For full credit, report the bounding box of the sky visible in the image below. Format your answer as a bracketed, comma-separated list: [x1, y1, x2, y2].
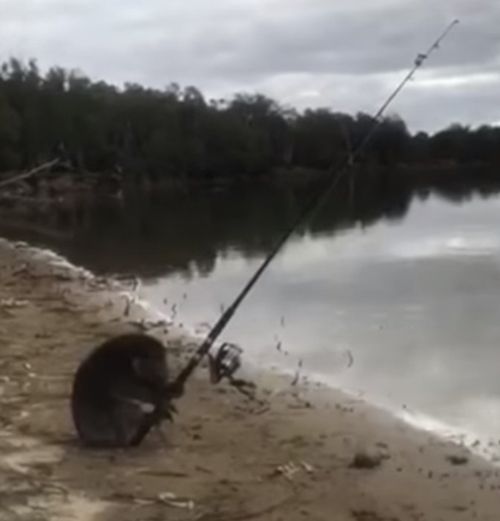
[1, 0, 499, 133]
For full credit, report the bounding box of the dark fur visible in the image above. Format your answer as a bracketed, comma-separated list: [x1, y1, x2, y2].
[71, 334, 172, 448]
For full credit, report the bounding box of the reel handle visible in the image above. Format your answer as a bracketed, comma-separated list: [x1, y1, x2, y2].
[209, 342, 243, 384]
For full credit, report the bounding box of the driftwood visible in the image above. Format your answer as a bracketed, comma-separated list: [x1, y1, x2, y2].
[0, 159, 60, 190]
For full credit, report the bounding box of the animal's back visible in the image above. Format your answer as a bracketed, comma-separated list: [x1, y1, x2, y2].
[71, 334, 168, 447]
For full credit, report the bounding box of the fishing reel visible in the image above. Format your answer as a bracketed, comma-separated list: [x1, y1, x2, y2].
[208, 342, 243, 384]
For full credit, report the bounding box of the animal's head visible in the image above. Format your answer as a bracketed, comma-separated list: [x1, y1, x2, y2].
[112, 334, 168, 388]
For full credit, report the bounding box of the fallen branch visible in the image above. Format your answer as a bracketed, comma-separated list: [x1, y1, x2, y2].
[0, 159, 60, 190]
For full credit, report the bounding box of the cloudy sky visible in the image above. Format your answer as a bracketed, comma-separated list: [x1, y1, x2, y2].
[1, 0, 499, 132]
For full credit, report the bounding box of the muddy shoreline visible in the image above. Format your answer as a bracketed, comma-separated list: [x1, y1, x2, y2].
[0, 238, 499, 520]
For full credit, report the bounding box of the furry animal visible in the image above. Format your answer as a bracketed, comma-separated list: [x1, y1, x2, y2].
[71, 334, 176, 448]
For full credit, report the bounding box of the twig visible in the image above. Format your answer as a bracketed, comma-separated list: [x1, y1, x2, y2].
[195, 495, 294, 521]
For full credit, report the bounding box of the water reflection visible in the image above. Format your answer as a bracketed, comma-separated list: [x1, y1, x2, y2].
[1, 170, 499, 279]
[2, 173, 500, 457]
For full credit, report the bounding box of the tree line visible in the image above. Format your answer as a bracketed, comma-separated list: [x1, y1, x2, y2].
[1, 58, 500, 180]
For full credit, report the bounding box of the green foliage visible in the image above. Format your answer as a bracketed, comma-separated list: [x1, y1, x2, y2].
[0, 57, 499, 177]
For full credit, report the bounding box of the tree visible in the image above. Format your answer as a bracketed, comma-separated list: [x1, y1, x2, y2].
[0, 56, 498, 180]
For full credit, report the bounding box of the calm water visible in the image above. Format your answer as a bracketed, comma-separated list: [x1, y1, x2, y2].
[3, 180, 500, 456]
[142, 193, 500, 455]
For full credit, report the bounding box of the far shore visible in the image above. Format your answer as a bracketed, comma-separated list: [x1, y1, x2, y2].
[0, 237, 499, 521]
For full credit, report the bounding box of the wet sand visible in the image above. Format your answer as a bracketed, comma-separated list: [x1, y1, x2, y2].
[0, 238, 499, 521]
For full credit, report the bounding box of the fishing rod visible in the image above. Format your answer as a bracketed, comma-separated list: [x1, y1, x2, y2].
[171, 19, 460, 392]
[70, 20, 460, 449]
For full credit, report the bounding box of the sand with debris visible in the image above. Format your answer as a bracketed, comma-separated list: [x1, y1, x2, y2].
[0, 238, 499, 521]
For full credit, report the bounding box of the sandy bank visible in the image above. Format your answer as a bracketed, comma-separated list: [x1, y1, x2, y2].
[0, 238, 499, 521]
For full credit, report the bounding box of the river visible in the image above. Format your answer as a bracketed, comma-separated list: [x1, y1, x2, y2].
[2, 179, 500, 459]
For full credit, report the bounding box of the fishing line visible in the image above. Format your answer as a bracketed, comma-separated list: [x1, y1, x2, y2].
[171, 19, 460, 392]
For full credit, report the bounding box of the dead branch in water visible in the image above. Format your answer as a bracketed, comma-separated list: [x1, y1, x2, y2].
[0, 159, 60, 190]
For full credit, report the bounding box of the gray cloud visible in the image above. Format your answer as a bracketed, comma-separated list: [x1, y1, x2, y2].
[1, 0, 499, 131]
